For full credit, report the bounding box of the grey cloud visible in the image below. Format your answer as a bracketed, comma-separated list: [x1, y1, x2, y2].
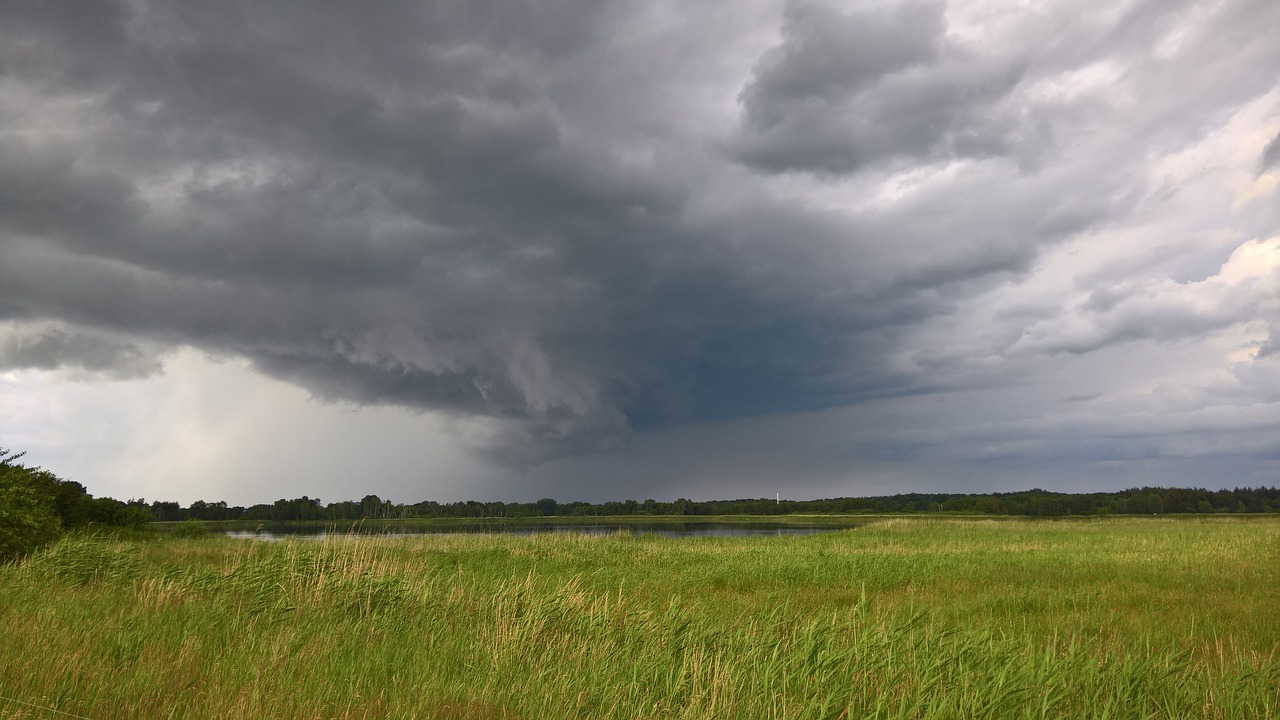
[730, 0, 1280, 177]
[731, 0, 1033, 174]
[0, 323, 162, 379]
[1260, 131, 1280, 176]
[0, 0, 901, 464]
[1, 0, 1277, 472]
[742, 1, 945, 107]
[948, 401, 1280, 465]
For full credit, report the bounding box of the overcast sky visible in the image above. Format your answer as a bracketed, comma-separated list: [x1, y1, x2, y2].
[2, 0, 1278, 506]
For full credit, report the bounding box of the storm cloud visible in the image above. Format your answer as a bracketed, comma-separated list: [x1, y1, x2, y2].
[0, 322, 162, 379]
[731, 0, 1032, 174]
[1, 0, 1278, 496]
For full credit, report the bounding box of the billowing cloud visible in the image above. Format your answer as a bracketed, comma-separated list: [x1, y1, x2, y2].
[731, 0, 1032, 174]
[1, 0, 1277, 493]
[0, 322, 163, 379]
[1000, 237, 1279, 357]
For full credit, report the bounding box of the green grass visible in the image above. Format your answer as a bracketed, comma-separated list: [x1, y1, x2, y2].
[2, 517, 1277, 718]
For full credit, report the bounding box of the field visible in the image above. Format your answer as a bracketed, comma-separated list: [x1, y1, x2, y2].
[1, 516, 1277, 719]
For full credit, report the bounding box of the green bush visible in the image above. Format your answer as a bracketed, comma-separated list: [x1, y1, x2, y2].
[0, 463, 64, 564]
[170, 519, 211, 538]
[1, 443, 155, 562]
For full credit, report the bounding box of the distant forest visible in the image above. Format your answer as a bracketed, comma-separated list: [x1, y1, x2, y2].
[148, 486, 1280, 522]
[9, 446, 1280, 563]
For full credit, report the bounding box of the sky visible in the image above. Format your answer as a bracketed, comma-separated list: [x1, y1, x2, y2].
[1, 0, 1278, 506]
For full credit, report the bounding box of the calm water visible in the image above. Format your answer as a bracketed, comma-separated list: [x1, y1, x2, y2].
[221, 521, 854, 541]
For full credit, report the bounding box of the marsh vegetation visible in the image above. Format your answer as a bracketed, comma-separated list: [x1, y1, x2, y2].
[2, 517, 1277, 718]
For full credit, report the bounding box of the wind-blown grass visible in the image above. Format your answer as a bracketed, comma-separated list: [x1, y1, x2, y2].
[1, 517, 1277, 718]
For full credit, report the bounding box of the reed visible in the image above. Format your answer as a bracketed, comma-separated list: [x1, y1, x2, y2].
[1, 516, 1277, 718]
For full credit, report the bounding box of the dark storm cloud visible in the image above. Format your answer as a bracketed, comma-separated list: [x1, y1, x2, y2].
[1, 0, 1277, 470]
[0, 0, 874, 462]
[0, 324, 162, 379]
[731, 0, 1032, 174]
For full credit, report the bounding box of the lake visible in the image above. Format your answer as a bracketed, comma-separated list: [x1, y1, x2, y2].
[220, 520, 857, 540]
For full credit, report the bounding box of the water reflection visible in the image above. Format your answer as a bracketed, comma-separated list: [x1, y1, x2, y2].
[221, 521, 853, 541]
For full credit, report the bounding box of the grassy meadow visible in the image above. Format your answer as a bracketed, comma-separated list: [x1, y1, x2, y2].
[1, 516, 1277, 719]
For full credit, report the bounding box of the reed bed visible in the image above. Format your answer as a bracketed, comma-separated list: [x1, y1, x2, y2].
[1, 516, 1277, 718]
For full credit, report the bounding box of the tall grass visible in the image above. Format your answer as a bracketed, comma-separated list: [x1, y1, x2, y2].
[1, 517, 1277, 718]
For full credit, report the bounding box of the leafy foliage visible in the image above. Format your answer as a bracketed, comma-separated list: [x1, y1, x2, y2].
[0, 442, 153, 563]
[0, 460, 63, 564]
[170, 519, 210, 538]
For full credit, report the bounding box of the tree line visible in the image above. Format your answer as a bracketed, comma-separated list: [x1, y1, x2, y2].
[0, 445, 151, 562]
[151, 485, 1280, 523]
[4, 439, 1278, 564]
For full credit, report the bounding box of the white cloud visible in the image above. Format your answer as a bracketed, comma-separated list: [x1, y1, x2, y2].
[1, 348, 493, 504]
